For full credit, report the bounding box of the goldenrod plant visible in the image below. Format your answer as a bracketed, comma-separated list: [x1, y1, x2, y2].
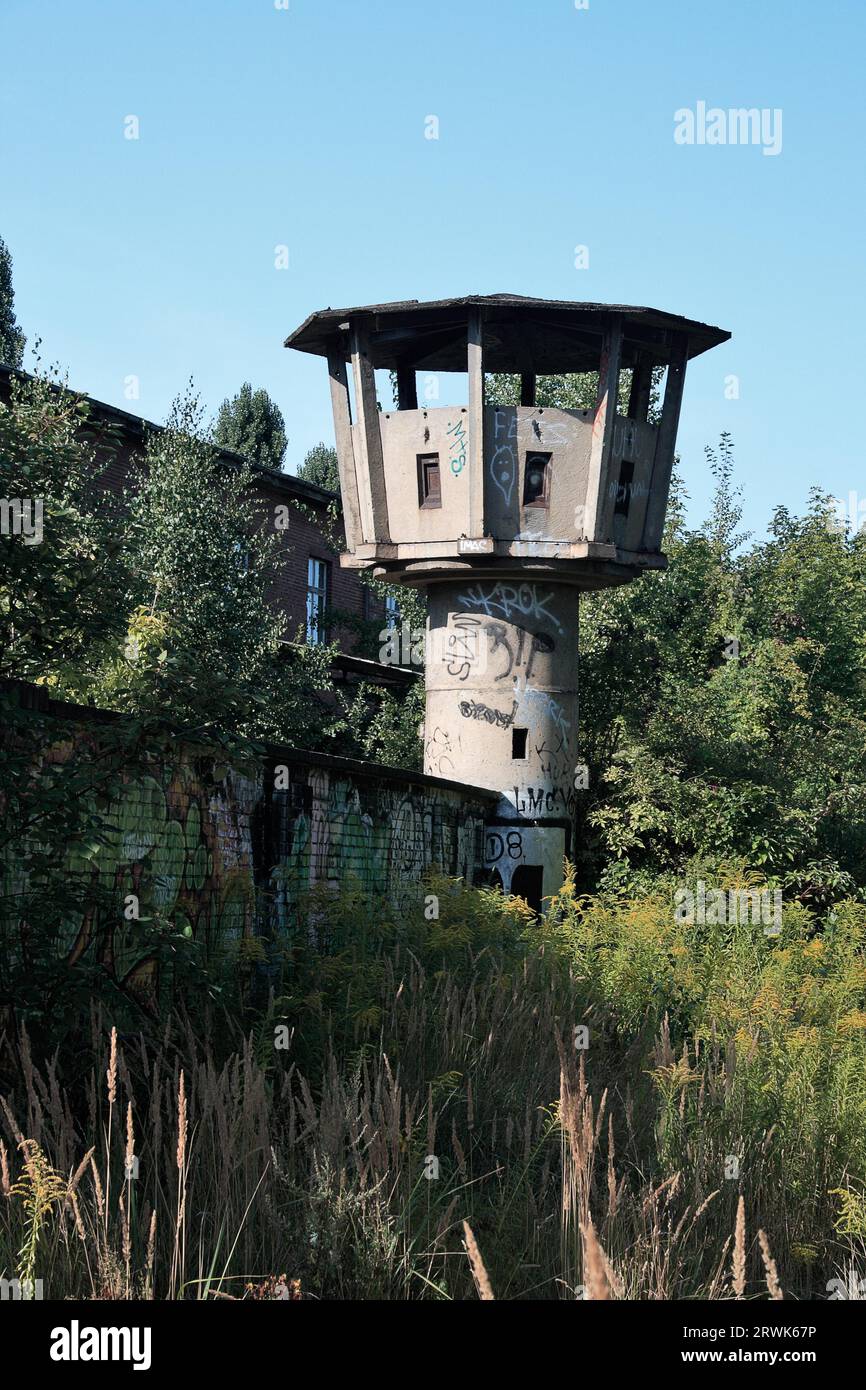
[1, 870, 864, 1299]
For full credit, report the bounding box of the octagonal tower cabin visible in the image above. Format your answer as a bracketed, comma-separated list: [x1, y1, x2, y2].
[286, 295, 729, 908]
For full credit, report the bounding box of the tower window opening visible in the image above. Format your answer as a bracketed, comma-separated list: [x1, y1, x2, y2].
[523, 452, 551, 508]
[512, 727, 528, 760]
[417, 453, 442, 508]
[614, 459, 635, 517]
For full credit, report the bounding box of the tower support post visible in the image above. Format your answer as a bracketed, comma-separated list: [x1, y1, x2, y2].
[424, 578, 579, 903]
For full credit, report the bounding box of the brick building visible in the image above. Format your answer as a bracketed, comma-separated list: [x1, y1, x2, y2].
[0, 365, 413, 691]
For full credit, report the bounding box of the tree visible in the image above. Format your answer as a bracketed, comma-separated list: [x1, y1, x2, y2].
[0, 370, 125, 687]
[0, 235, 26, 368]
[0, 371, 194, 1045]
[297, 442, 340, 493]
[92, 386, 332, 742]
[335, 679, 425, 769]
[485, 367, 661, 417]
[0, 372, 406, 1044]
[214, 382, 287, 472]
[576, 438, 866, 900]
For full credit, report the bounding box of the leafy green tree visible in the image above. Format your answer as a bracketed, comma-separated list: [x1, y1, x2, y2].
[577, 438, 866, 900]
[0, 234, 26, 368]
[214, 382, 287, 472]
[485, 370, 600, 409]
[0, 372, 408, 1045]
[297, 442, 340, 493]
[485, 368, 660, 416]
[93, 387, 332, 742]
[0, 371, 197, 1045]
[0, 370, 125, 687]
[335, 679, 425, 768]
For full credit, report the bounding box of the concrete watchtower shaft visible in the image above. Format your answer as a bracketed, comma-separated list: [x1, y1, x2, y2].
[286, 295, 729, 906]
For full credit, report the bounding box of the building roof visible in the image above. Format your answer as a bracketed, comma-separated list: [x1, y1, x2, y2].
[285, 293, 730, 374]
[0, 363, 340, 509]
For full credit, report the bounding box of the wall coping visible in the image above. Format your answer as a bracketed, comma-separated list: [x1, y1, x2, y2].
[1, 679, 498, 804]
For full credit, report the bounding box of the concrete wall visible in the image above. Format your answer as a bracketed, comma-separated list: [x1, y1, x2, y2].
[424, 580, 578, 903]
[484, 405, 593, 542]
[378, 406, 472, 544]
[373, 402, 659, 552]
[609, 414, 658, 551]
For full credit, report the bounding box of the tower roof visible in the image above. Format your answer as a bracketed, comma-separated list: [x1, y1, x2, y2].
[284, 293, 730, 374]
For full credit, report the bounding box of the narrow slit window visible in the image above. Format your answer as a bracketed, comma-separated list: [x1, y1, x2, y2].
[523, 452, 551, 508]
[614, 459, 635, 517]
[417, 453, 442, 509]
[512, 727, 528, 760]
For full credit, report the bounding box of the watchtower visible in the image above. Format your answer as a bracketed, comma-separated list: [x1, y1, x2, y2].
[286, 295, 729, 906]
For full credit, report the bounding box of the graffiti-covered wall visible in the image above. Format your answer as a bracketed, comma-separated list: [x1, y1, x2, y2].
[264, 747, 492, 931]
[1, 683, 495, 1011]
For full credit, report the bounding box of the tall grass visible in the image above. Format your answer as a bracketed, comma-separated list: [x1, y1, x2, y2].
[1, 867, 864, 1299]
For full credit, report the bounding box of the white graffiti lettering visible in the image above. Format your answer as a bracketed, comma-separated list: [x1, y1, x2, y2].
[458, 582, 564, 635]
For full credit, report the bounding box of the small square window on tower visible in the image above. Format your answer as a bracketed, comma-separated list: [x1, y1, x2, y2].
[512, 727, 528, 760]
[417, 453, 442, 508]
[523, 452, 551, 508]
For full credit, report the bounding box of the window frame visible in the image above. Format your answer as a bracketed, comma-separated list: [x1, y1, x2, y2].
[417, 452, 442, 509]
[306, 555, 331, 645]
[522, 451, 552, 509]
[384, 592, 401, 630]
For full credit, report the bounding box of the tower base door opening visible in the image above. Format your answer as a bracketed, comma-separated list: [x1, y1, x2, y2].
[508, 864, 545, 915]
[483, 823, 566, 910]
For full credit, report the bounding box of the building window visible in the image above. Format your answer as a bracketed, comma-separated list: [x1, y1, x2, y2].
[523, 452, 551, 508]
[306, 557, 330, 645]
[231, 540, 251, 574]
[417, 453, 442, 509]
[385, 592, 400, 629]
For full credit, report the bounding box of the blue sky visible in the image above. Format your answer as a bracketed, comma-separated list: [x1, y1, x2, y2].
[2, 0, 864, 535]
